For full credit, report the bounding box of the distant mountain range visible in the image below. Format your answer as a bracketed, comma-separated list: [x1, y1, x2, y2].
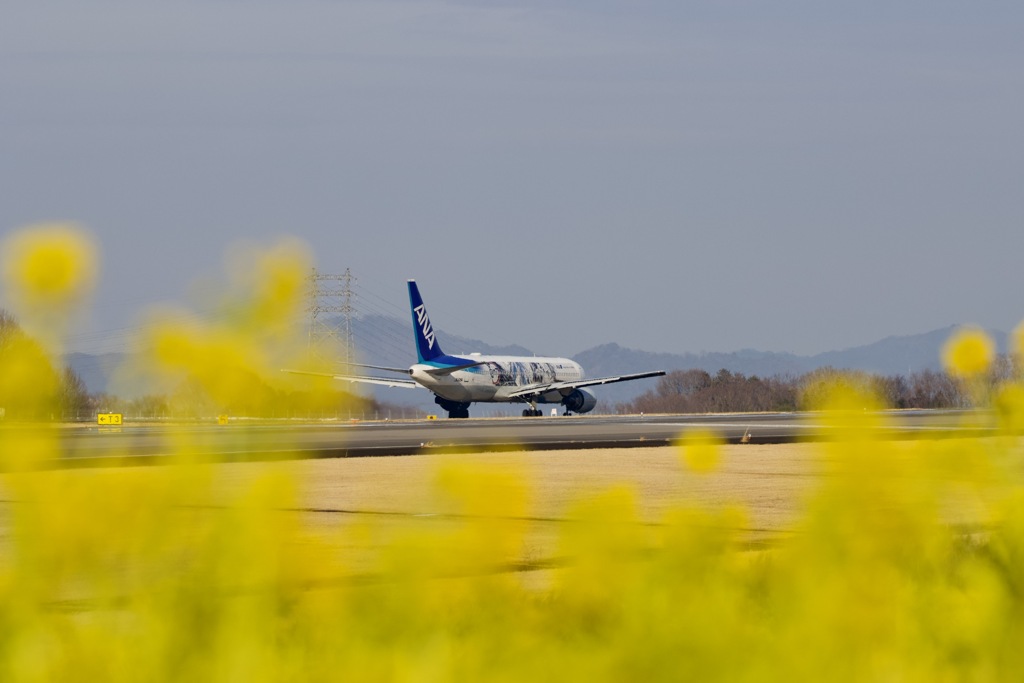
[66, 317, 1008, 414]
[576, 327, 1012, 379]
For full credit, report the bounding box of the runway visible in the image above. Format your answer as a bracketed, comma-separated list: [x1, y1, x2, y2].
[42, 409, 993, 467]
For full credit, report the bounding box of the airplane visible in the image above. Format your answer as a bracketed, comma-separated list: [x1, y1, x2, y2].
[289, 280, 665, 418]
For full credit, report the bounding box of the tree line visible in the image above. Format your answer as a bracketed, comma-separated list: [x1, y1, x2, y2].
[617, 362, 1016, 414]
[0, 310, 91, 420]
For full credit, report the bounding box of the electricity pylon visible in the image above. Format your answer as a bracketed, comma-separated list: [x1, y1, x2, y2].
[305, 268, 355, 367]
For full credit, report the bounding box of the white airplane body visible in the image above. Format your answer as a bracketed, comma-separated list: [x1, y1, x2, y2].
[291, 281, 664, 418]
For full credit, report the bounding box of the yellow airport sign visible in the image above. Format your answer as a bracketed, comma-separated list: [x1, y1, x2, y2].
[97, 413, 123, 425]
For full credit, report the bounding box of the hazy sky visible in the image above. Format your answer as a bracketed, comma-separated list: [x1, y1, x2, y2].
[3, 1, 1023, 357]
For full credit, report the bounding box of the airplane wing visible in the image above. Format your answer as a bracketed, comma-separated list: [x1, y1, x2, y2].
[346, 362, 415, 374]
[325, 359, 487, 377]
[281, 369, 421, 389]
[507, 370, 666, 400]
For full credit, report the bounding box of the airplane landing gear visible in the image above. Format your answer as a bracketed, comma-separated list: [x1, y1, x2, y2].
[435, 397, 471, 419]
[521, 408, 543, 417]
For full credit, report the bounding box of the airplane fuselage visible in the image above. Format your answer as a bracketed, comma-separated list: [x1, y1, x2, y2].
[411, 355, 584, 404]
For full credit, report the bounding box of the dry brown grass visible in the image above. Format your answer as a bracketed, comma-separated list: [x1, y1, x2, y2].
[284, 443, 822, 527]
[181, 443, 824, 568]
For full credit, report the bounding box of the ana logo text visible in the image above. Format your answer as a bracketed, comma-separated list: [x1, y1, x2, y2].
[414, 304, 435, 350]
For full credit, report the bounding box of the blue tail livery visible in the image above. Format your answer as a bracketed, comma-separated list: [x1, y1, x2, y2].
[408, 280, 444, 363]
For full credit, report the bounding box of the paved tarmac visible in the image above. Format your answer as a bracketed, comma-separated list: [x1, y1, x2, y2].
[33, 409, 993, 468]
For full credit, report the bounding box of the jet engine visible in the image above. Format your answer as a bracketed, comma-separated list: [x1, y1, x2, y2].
[562, 388, 597, 414]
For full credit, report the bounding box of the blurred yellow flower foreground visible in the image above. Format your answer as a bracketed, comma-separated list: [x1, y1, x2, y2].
[942, 325, 997, 379]
[1, 223, 97, 331]
[3, 224, 1024, 680]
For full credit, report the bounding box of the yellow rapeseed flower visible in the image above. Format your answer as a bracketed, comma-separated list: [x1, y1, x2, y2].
[941, 326, 995, 379]
[994, 383, 1024, 434]
[1, 222, 98, 313]
[223, 238, 311, 332]
[250, 241, 309, 319]
[677, 429, 723, 474]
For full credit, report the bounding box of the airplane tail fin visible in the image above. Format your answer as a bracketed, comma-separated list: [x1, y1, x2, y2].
[408, 280, 446, 363]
